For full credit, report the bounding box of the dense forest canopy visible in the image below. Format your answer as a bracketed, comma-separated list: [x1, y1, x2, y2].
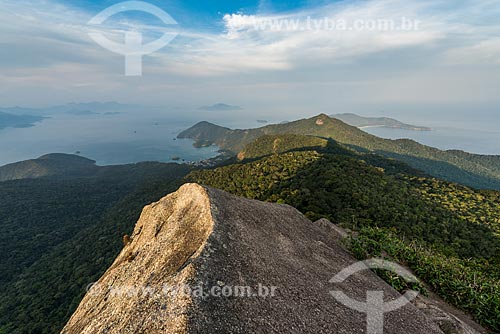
[0, 163, 190, 334]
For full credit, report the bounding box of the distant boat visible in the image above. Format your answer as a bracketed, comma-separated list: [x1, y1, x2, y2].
[171, 156, 181, 161]
[257, 119, 268, 124]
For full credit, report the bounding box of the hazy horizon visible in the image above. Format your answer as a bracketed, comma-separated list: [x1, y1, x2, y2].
[2, 0, 500, 162]
[1, 102, 500, 166]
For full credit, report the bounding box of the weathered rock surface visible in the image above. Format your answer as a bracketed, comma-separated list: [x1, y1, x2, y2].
[62, 183, 447, 334]
[414, 295, 484, 334]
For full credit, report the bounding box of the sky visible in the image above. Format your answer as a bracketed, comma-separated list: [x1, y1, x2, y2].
[1, 0, 500, 120]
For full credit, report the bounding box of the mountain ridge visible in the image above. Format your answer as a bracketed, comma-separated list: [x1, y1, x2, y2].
[0, 153, 98, 181]
[178, 114, 500, 189]
[61, 183, 446, 334]
[187, 136, 500, 330]
[0, 102, 138, 116]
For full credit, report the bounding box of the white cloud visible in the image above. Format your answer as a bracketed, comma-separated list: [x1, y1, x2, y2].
[442, 38, 500, 65]
[154, 0, 500, 75]
[1, 0, 500, 109]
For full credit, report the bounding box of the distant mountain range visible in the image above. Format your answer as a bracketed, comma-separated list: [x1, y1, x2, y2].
[0, 102, 134, 130]
[0, 102, 136, 116]
[199, 103, 242, 111]
[178, 114, 500, 189]
[332, 113, 431, 131]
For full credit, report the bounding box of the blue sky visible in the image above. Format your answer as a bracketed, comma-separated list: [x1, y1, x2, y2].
[67, 0, 314, 17]
[1, 0, 500, 120]
[32, 0, 317, 32]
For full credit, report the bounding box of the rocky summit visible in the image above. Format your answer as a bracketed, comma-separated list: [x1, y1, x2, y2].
[62, 183, 458, 334]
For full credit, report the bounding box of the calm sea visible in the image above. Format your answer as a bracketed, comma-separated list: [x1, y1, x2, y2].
[1, 111, 499, 167]
[0, 113, 219, 166]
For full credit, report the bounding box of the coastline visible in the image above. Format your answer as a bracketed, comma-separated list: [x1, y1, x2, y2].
[358, 125, 432, 131]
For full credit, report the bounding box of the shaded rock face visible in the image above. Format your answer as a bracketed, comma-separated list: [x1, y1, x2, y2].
[62, 183, 444, 334]
[62, 184, 213, 334]
[414, 296, 483, 334]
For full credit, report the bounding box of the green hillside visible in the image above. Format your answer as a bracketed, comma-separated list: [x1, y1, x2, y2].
[178, 114, 500, 189]
[0, 162, 190, 334]
[238, 134, 329, 160]
[189, 139, 500, 259]
[0, 154, 99, 181]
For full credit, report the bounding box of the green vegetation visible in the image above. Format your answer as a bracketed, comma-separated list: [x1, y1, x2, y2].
[0, 153, 98, 181]
[2, 130, 500, 332]
[179, 114, 500, 189]
[193, 139, 214, 148]
[0, 163, 190, 334]
[408, 176, 500, 237]
[348, 227, 500, 331]
[188, 135, 500, 330]
[189, 148, 499, 259]
[238, 134, 328, 160]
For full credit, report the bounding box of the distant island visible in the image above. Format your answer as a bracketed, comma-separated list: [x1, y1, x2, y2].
[331, 113, 431, 131]
[66, 110, 100, 116]
[0, 102, 135, 116]
[0, 111, 46, 130]
[199, 103, 242, 111]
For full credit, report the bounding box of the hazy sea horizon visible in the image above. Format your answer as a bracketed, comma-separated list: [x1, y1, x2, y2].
[1, 111, 499, 167]
[0, 113, 220, 166]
